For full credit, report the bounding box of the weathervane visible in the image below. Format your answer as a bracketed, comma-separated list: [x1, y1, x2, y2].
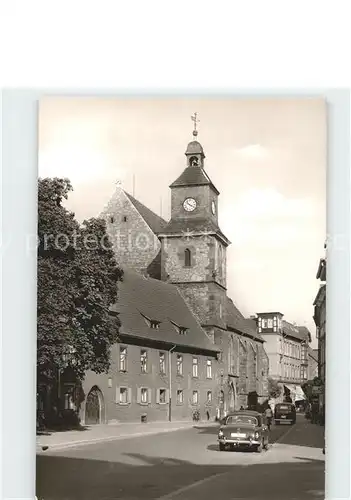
[191, 112, 200, 137]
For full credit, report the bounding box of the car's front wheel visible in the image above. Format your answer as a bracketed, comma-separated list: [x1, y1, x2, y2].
[219, 443, 225, 451]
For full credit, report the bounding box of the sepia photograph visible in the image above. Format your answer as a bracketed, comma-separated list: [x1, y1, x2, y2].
[35, 97, 326, 500]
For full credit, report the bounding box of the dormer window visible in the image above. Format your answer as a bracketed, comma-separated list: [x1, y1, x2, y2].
[184, 248, 192, 267]
[141, 313, 161, 329]
[171, 321, 188, 335]
[150, 321, 160, 329]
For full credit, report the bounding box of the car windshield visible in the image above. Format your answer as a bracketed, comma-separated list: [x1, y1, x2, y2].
[225, 415, 258, 426]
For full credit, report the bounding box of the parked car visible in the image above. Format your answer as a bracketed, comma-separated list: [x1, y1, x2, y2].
[274, 402, 296, 425]
[218, 410, 269, 452]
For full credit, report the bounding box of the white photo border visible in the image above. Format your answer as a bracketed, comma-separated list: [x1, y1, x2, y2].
[1, 89, 350, 499]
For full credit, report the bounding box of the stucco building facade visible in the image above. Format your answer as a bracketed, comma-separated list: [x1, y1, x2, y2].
[249, 312, 311, 403]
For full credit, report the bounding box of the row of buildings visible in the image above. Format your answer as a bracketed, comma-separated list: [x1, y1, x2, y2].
[39, 128, 314, 425]
[312, 251, 326, 414]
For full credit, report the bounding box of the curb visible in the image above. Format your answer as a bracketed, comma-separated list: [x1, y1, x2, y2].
[37, 424, 196, 453]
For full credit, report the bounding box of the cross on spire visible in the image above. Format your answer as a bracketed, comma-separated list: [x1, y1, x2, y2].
[191, 112, 200, 137]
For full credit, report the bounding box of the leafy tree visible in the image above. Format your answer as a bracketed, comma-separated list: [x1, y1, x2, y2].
[268, 377, 281, 399]
[37, 178, 123, 385]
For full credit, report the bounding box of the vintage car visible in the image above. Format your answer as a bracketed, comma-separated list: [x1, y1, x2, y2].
[274, 402, 296, 425]
[217, 410, 269, 452]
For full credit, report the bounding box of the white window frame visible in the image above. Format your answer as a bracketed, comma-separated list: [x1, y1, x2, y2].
[157, 388, 169, 405]
[192, 357, 198, 378]
[140, 349, 148, 373]
[120, 346, 127, 372]
[138, 387, 151, 405]
[206, 359, 212, 379]
[118, 386, 131, 405]
[206, 391, 212, 404]
[267, 318, 273, 328]
[192, 390, 199, 405]
[159, 352, 166, 374]
[176, 354, 183, 376]
[176, 389, 184, 405]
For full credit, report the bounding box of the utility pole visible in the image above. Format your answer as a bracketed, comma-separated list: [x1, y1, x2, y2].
[168, 345, 176, 421]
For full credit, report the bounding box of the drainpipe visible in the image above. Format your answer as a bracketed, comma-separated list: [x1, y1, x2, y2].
[168, 345, 176, 421]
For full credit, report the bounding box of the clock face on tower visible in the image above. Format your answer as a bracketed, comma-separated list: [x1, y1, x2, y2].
[183, 197, 197, 212]
[211, 201, 216, 215]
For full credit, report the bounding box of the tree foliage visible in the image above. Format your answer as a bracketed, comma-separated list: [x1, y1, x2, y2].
[37, 178, 123, 382]
[268, 377, 281, 399]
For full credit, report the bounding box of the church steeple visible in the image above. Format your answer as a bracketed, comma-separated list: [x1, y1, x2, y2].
[186, 113, 206, 168]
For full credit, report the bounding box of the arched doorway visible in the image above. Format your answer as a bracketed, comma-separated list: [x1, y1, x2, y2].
[85, 386, 104, 425]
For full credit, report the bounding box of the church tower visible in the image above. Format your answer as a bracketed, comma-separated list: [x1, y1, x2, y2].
[159, 114, 230, 333]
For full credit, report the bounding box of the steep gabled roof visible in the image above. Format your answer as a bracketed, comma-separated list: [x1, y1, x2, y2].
[110, 268, 217, 353]
[124, 192, 168, 235]
[226, 298, 263, 342]
[169, 166, 219, 195]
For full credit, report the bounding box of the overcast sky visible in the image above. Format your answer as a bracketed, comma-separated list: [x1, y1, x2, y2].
[39, 97, 326, 345]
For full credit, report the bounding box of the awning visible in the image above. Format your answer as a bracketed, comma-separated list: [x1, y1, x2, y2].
[284, 384, 306, 401]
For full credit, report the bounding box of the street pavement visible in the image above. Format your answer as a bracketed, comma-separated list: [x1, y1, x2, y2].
[36, 414, 325, 500]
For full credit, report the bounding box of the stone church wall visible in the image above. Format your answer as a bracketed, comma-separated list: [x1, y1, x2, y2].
[100, 189, 161, 276]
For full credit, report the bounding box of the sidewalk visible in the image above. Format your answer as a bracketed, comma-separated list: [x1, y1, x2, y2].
[36, 420, 218, 452]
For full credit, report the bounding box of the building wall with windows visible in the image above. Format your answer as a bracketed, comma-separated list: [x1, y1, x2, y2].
[254, 312, 311, 386]
[81, 342, 218, 424]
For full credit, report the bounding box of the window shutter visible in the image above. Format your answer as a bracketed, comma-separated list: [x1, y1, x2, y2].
[115, 386, 119, 403]
[148, 388, 152, 404]
[137, 387, 141, 404]
[156, 389, 160, 404]
[127, 388, 132, 404]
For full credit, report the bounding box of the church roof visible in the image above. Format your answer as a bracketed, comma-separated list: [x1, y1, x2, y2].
[226, 298, 264, 342]
[124, 192, 168, 235]
[185, 140, 205, 155]
[169, 166, 219, 195]
[159, 218, 230, 246]
[110, 267, 218, 354]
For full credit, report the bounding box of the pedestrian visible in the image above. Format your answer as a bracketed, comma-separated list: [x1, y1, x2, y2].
[206, 410, 210, 421]
[265, 406, 273, 430]
[240, 406, 244, 410]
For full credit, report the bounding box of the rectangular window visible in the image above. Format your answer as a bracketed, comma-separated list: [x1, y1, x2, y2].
[267, 318, 273, 328]
[262, 319, 268, 328]
[159, 352, 166, 374]
[119, 387, 128, 404]
[141, 388, 148, 404]
[150, 321, 160, 329]
[192, 390, 198, 405]
[120, 346, 127, 372]
[207, 391, 212, 404]
[177, 389, 184, 404]
[206, 359, 212, 379]
[192, 357, 198, 378]
[176, 354, 183, 376]
[159, 389, 166, 404]
[141, 350, 148, 373]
